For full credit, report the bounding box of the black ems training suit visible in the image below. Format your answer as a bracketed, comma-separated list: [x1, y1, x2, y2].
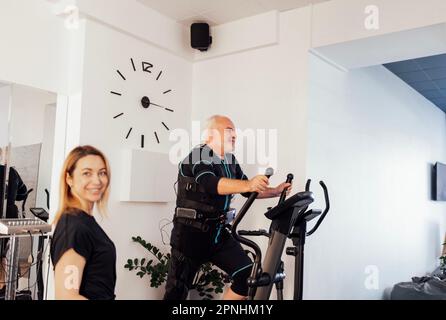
[164, 144, 253, 300]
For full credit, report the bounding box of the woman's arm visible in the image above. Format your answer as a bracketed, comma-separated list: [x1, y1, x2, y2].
[54, 249, 88, 300]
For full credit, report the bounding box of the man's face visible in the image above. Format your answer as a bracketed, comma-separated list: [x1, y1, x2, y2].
[211, 118, 237, 154]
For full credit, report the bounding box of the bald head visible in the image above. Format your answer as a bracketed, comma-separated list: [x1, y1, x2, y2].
[205, 115, 232, 131]
[204, 115, 237, 156]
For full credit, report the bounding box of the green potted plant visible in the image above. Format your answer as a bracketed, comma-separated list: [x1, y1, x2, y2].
[124, 236, 229, 300]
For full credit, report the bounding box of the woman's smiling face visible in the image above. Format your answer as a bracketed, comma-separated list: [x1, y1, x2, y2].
[66, 155, 109, 210]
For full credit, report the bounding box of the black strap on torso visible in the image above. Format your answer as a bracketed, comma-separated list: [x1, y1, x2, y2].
[176, 175, 220, 214]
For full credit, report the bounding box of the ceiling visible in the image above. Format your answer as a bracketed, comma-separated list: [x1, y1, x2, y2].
[384, 54, 446, 113]
[137, 0, 328, 26]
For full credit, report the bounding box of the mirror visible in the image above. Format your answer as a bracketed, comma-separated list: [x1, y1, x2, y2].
[0, 82, 11, 300]
[8, 84, 57, 218]
[0, 82, 57, 300]
[0, 83, 11, 219]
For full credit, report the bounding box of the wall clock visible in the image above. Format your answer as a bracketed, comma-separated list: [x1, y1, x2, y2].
[110, 58, 175, 148]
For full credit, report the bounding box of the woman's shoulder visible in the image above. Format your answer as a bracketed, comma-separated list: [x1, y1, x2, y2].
[51, 209, 98, 265]
[54, 208, 94, 232]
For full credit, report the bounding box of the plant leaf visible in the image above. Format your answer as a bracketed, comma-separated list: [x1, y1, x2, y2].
[125, 235, 228, 295]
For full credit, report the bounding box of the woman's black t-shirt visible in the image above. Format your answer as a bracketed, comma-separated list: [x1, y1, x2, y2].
[50, 209, 116, 300]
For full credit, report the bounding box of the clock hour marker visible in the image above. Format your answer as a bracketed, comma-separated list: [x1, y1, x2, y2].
[141, 135, 145, 148]
[113, 113, 124, 119]
[110, 91, 122, 96]
[163, 90, 172, 95]
[117, 70, 126, 81]
[162, 122, 170, 131]
[165, 108, 174, 113]
[142, 61, 153, 73]
[154, 132, 160, 144]
[131, 58, 136, 72]
[126, 127, 133, 139]
[156, 71, 163, 81]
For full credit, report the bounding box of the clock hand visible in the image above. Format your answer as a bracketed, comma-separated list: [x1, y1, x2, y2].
[140, 96, 174, 112]
[151, 102, 174, 112]
[150, 102, 165, 109]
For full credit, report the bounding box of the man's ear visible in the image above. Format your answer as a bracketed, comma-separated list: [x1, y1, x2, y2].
[204, 128, 214, 144]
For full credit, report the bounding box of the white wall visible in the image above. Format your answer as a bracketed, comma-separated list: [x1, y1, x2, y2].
[312, 0, 446, 48]
[306, 53, 446, 300]
[10, 85, 57, 148]
[192, 8, 312, 299]
[77, 18, 192, 299]
[76, 0, 193, 59]
[36, 104, 57, 209]
[311, 0, 446, 71]
[194, 11, 279, 61]
[0, 0, 72, 94]
[313, 23, 446, 70]
[0, 86, 11, 147]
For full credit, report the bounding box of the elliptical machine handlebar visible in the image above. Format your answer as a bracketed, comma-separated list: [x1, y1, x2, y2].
[277, 174, 294, 204]
[237, 174, 293, 240]
[305, 179, 311, 192]
[232, 168, 274, 267]
[305, 180, 330, 236]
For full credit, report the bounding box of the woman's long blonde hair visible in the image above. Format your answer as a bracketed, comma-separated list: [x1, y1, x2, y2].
[53, 145, 111, 224]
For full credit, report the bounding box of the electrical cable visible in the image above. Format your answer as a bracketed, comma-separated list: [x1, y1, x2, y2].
[173, 181, 178, 196]
[0, 235, 50, 287]
[159, 219, 172, 246]
[14, 233, 50, 300]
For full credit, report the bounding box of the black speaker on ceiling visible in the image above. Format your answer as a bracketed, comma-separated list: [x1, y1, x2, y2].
[191, 23, 212, 52]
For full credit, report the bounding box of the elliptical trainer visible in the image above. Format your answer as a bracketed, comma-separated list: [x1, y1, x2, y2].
[232, 168, 330, 300]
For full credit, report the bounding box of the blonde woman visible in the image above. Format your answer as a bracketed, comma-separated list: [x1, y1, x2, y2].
[50, 146, 116, 300]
